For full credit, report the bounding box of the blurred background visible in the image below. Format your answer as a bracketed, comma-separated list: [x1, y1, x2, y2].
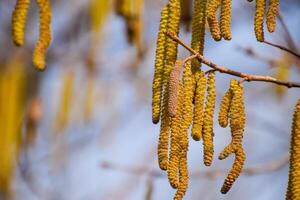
[0, 0, 299, 199]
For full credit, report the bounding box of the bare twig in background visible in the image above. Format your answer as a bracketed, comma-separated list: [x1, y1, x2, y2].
[278, 13, 299, 53]
[263, 40, 300, 59]
[100, 153, 289, 179]
[166, 31, 300, 88]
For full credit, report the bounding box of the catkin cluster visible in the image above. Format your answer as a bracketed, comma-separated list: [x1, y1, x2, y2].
[218, 80, 246, 194]
[286, 99, 300, 200]
[12, 0, 52, 70]
[254, 0, 280, 42]
[206, 0, 231, 41]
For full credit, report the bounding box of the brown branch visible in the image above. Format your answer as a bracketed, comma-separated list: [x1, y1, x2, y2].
[165, 31, 300, 88]
[263, 40, 300, 59]
[99, 153, 289, 179]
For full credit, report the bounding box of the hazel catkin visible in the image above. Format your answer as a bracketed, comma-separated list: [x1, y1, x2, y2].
[12, 0, 30, 47]
[221, 147, 245, 194]
[218, 89, 233, 128]
[33, 0, 52, 70]
[229, 80, 245, 136]
[152, 5, 169, 124]
[266, 0, 279, 33]
[167, 82, 184, 189]
[286, 99, 300, 200]
[220, 0, 232, 40]
[157, 91, 171, 171]
[168, 60, 183, 117]
[207, 0, 222, 41]
[202, 72, 216, 166]
[254, 0, 266, 42]
[190, 0, 207, 69]
[191, 72, 206, 141]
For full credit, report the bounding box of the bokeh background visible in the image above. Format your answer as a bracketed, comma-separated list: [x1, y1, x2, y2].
[0, 0, 300, 199]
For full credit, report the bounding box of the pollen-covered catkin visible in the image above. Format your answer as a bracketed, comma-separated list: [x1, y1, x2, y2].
[190, 0, 207, 68]
[286, 99, 300, 200]
[167, 82, 184, 189]
[202, 72, 216, 166]
[220, 0, 232, 40]
[207, 0, 222, 41]
[229, 80, 245, 138]
[152, 5, 169, 124]
[254, 0, 266, 42]
[266, 0, 279, 33]
[173, 146, 189, 200]
[219, 80, 246, 194]
[218, 89, 233, 128]
[164, 0, 181, 84]
[168, 60, 183, 117]
[221, 147, 245, 194]
[33, 0, 52, 70]
[157, 91, 171, 171]
[12, 0, 30, 46]
[191, 72, 206, 141]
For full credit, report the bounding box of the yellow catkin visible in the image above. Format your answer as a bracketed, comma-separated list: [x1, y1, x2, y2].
[218, 89, 233, 128]
[33, 0, 52, 70]
[266, 0, 279, 33]
[167, 82, 184, 189]
[191, 72, 206, 141]
[164, 0, 181, 86]
[152, 5, 169, 124]
[220, 0, 232, 40]
[219, 80, 246, 194]
[190, 0, 207, 69]
[286, 99, 300, 200]
[229, 80, 245, 139]
[168, 60, 183, 117]
[11, 0, 30, 46]
[254, 0, 266, 42]
[157, 91, 171, 171]
[202, 72, 216, 166]
[157, 0, 181, 171]
[207, 0, 222, 41]
[221, 147, 245, 194]
[173, 144, 189, 200]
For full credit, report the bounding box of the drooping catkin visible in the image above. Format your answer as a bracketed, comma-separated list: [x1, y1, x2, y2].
[168, 60, 183, 117]
[170, 63, 193, 199]
[152, 5, 169, 124]
[207, 0, 222, 41]
[220, 0, 232, 40]
[191, 72, 207, 141]
[173, 143, 189, 200]
[218, 89, 233, 128]
[286, 99, 300, 200]
[202, 72, 216, 166]
[182, 62, 194, 132]
[190, 0, 207, 68]
[12, 0, 30, 46]
[220, 147, 245, 194]
[266, 0, 279, 33]
[219, 80, 246, 194]
[167, 82, 184, 189]
[33, 0, 52, 70]
[157, 91, 171, 171]
[229, 80, 245, 139]
[164, 0, 181, 83]
[254, 0, 266, 42]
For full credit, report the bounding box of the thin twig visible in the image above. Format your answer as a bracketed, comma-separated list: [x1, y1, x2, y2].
[99, 153, 289, 179]
[263, 40, 300, 59]
[165, 31, 300, 88]
[278, 13, 299, 53]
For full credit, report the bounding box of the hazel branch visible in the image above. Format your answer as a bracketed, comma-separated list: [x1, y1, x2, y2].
[165, 31, 300, 88]
[263, 40, 300, 59]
